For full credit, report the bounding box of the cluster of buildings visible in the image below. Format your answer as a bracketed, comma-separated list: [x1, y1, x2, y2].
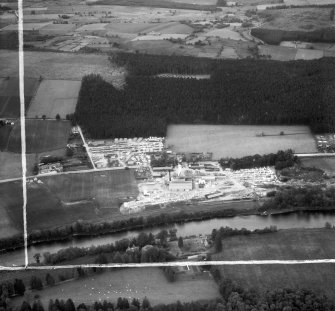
[87, 137, 165, 169]
[38, 162, 63, 174]
[315, 134, 335, 153]
[120, 164, 280, 214]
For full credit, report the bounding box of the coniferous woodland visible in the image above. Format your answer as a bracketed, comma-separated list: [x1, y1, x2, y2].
[75, 55, 335, 139]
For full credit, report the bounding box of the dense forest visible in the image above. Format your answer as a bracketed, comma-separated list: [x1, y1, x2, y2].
[110, 52, 220, 76]
[75, 56, 335, 138]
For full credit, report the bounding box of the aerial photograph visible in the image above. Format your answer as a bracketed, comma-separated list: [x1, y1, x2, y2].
[1, 0, 335, 308]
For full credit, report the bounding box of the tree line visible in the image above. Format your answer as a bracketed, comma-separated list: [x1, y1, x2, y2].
[261, 185, 335, 212]
[41, 230, 175, 265]
[75, 57, 335, 139]
[219, 149, 297, 171]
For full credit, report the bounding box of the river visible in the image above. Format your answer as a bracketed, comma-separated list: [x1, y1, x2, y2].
[1, 211, 335, 266]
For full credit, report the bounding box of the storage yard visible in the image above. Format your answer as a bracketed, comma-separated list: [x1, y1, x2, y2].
[120, 164, 280, 214]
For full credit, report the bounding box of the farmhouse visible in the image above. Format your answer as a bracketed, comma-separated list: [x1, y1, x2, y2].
[38, 162, 63, 174]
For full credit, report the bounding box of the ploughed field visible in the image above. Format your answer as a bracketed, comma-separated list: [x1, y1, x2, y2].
[10, 268, 220, 307]
[166, 125, 317, 160]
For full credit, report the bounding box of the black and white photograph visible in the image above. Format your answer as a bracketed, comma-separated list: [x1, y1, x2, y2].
[1, 0, 335, 308]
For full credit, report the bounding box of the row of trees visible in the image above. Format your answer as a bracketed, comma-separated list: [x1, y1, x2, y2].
[219, 149, 297, 171]
[75, 57, 335, 139]
[261, 185, 335, 212]
[42, 230, 175, 265]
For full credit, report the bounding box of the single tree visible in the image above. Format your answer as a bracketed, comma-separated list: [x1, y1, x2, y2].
[178, 236, 183, 248]
[56, 114, 61, 121]
[33, 253, 41, 264]
[14, 279, 26, 296]
[214, 232, 223, 253]
[45, 274, 55, 287]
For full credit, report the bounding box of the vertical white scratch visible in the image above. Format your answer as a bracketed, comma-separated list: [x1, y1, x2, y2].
[18, 0, 28, 267]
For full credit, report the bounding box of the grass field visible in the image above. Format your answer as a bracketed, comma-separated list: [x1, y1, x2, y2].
[106, 21, 193, 35]
[0, 77, 40, 118]
[213, 228, 335, 300]
[27, 80, 81, 119]
[212, 228, 335, 261]
[7, 119, 71, 154]
[0, 180, 23, 238]
[0, 50, 125, 86]
[11, 268, 219, 307]
[26, 169, 138, 231]
[258, 45, 297, 61]
[300, 157, 335, 175]
[166, 125, 317, 160]
[259, 8, 334, 31]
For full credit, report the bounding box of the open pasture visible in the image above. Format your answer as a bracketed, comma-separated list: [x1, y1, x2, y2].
[0, 50, 125, 85]
[7, 119, 71, 154]
[75, 23, 109, 32]
[205, 28, 245, 40]
[166, 125, 317, 160]
[212, 228, 335, 261]
[0, 77, 40, 118]
[11, 268, 219, 307]
[259, 8, 334, 31]
[258, 45, 297, 61]
[106, 21, 193, 35]
[41, 168, 139, 209]
[24, 169, 138, 231]
[300, 157, 335, 175]
[0, 181, 23, 238]
[27, 80, 81, 119]
[295, 48, 324, 60]
[214, 228, 335, 300]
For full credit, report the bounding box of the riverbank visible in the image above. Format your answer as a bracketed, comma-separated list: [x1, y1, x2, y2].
[2, 198, 335, 256]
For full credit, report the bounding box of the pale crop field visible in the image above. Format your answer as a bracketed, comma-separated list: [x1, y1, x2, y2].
[258, 45, 297, 61]
[295, 49, 324, 60]
[11, 268, 220, 307]
[166, 125, 317, 159]
[75, 23, 109, 31]
[205, 28, 246, 41]
[27, 79, 81, 119]
[106, 21, 193, 34]
[0, 50, 125, 85]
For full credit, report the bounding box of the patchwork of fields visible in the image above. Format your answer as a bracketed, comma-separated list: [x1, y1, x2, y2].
[27, 80, 81, 119]
[166, 125, 317, 160]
